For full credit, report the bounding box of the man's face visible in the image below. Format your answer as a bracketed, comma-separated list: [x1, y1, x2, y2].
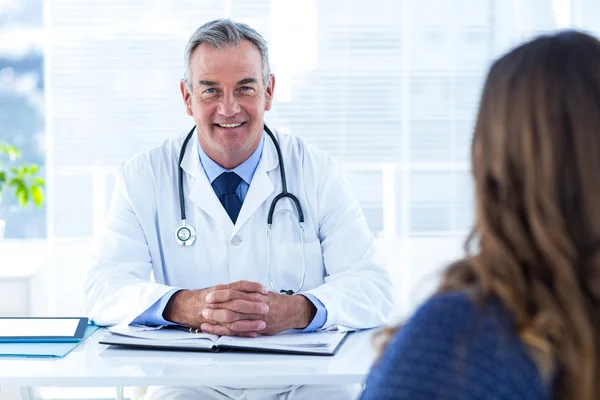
[180, 40, 275, 169]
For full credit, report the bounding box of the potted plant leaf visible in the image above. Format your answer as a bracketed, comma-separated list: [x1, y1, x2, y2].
[0, 143, 45, 239]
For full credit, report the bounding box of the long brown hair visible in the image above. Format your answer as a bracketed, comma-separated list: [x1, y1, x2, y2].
[384, 31, 600, 400]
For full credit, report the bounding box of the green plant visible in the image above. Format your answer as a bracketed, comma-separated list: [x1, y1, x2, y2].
[0, 143, 45, 208]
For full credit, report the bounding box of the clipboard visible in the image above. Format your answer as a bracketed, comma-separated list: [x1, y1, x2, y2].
[0, 324, 99, 358]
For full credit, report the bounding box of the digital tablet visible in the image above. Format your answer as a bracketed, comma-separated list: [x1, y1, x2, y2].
[0, 317, 89, 342]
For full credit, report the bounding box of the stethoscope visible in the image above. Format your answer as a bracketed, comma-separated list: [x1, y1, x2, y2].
[175, 124, 306, 295]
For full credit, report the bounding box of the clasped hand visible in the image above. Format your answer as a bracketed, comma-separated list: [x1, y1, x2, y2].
[163, 280, 315, 337]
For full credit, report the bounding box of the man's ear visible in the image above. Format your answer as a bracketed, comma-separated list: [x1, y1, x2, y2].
[180, 80, 193, 116]
[265, 74, 275, 111]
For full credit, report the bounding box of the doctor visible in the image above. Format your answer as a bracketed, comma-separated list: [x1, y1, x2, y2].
[85, 19, 393, 399]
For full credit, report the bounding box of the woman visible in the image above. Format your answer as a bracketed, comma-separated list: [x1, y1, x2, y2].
[361, 30, 600, 400]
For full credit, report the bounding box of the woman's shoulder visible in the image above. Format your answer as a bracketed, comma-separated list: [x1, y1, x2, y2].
[394, 291, 523, 361]
[361, 291, 550, 400]
[412, 291, 487, 325]
[402, 291, 537, 368]
[411, 291, 509, 334]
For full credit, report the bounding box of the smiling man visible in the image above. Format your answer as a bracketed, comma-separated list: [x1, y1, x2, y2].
[189, 41, 268, 171]
[85, 19, 394, 400]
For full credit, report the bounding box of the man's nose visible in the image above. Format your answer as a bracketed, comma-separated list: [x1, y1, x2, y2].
[217, 92, 241, 117]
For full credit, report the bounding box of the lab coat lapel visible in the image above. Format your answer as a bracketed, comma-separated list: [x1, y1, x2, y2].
[179, 135, 232, 226]
[232, 133, 279, 237]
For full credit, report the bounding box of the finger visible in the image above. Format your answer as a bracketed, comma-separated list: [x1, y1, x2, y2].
[206, 289, 267, 304]
[208, 283, 229, 293]
[205, 299, 269, 314]
[228, 280, 269, 294]
[229, 319, 266, 332]
[201, 320, 265, 335]
[235, 331, 258, 338]
[201, 323, 233, 336]
[202, 308, 265, 323]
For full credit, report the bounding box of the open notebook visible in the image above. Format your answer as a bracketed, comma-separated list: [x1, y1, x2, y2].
[99, 325, 350, 356]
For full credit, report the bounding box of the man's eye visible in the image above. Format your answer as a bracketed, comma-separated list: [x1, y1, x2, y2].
[240, 86, 252, 91]
[204, 88, 216, 94]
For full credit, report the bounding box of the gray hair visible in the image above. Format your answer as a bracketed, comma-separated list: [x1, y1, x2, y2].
[183, 19, 271, 92]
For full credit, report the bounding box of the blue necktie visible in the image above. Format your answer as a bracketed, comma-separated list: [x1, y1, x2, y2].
[212, 172, 243, 223]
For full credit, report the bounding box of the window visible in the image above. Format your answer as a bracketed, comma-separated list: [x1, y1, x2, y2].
[0, 0, 45, 239]
[1, 0, 598, 330]
[2, 0, 598, 397]
[40, 0, 600, 319]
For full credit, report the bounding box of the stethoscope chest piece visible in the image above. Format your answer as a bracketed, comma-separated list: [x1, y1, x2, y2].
[175, 222, 196, 246]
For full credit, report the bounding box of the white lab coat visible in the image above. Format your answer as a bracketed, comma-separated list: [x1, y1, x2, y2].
[85, 127, 394, 330]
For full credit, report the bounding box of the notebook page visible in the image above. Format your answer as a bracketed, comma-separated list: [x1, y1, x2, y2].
[108, 326, 218, 342]
[215, 331, 347, 352]
[99, 333, 216, 351]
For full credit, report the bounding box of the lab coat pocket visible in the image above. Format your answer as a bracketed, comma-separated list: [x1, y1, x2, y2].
[270, 240, 324, 292]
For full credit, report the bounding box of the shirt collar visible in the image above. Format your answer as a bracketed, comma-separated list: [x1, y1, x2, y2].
[197, 130, 265, 185]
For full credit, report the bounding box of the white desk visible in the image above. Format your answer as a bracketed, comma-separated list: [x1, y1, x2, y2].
[0, 328, 378, 398]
